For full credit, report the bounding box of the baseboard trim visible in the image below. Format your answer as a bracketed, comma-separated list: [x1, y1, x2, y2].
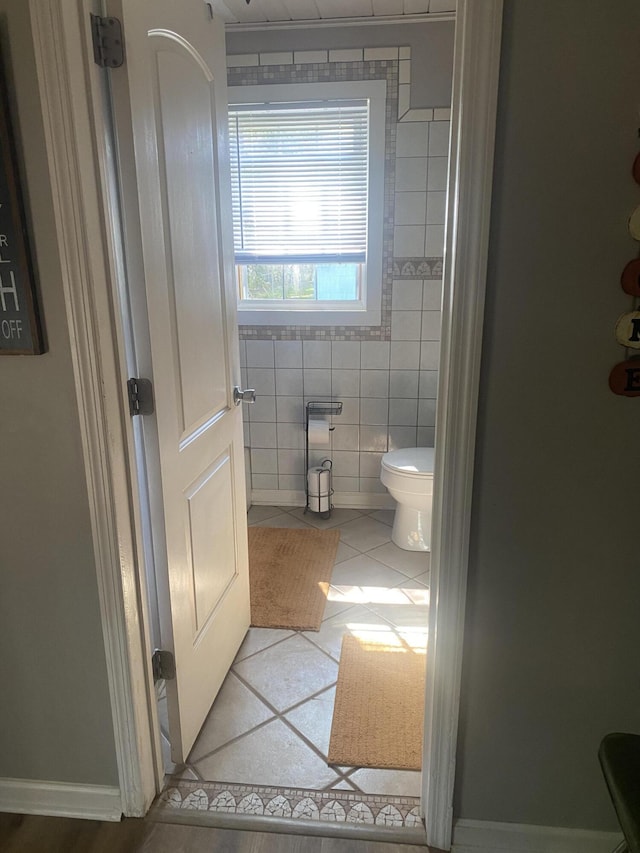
[0, 778, 122, 822]
[250, 489, 395, 510]
[452, 818, 623, 853]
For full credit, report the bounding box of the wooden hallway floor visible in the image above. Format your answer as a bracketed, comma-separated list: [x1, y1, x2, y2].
[0, 813, 431, 852]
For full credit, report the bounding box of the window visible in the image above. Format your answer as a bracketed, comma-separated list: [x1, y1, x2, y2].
[228, 81, 386, 326]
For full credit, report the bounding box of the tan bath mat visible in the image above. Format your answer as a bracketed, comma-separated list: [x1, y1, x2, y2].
[328, 634, 426, 770]
[248, 526, 339, 631]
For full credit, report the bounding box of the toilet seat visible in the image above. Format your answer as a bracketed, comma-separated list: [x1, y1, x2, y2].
[381, 447, 434, 479]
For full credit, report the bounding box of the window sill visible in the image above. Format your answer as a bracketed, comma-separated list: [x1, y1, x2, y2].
[237, 305, 381, 327]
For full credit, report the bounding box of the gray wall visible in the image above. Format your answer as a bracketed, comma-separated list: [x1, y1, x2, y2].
[226, 21, 454, 109]
[0, 5, 118, 785]
[455, 0, 640, 832]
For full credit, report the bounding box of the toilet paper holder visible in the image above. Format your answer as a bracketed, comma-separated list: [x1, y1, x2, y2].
[304, 400, 342, 519]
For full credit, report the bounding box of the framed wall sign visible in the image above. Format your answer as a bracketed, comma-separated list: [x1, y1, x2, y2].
[0, 47, 44, 354]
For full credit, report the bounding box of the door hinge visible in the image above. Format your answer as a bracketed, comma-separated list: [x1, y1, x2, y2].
[127, 377, 154, 416]
[152, 649, 176, 683]
[90, 14, 124, 68]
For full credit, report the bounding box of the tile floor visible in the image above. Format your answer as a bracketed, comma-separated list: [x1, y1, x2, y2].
[160, 504, 430, 800]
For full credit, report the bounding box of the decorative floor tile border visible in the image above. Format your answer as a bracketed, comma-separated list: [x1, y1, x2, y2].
[156, 779, 422, 830]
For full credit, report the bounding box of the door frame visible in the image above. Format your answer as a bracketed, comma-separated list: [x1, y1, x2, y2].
[29, 0, 503, 846]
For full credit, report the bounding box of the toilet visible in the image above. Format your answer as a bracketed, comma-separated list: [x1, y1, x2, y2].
[380, 447, 435, 551]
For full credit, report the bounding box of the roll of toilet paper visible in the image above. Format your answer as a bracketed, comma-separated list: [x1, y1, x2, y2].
[307, 466, 331, 513]
[307, 418, 330, 447]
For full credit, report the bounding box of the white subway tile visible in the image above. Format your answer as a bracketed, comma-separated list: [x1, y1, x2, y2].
[332, 341, 361, 369]
[361, 341, 390, 370]
[331, 369, 360, 397]
[364, 47, 399, 61]
[246, 340, 274, 367]
[395, 192, 427, 226]
[359, 451, 385, 478]
[427, 156, 448, 191]
[360, 370, 390, 398]
[252, 474, 278, 490]
[359, 477, 386, 494]
[401, 109, 433, 123]
[337, 397, 360, 424]
[421, 311, 442, 341]
[329, 48, 363, 62]
[399, 46, 411, 60]
[227, 54, 259, 67]
[275, 340, 302, 368]
[419, 370, 439, 399]
[250, 394, 276, 423]
[392, 310, 422, 341]
[251, 448, 278, 474]
[333, 476, 360, 493]
[294, 50, 328, 64]
[417, 427, 436, 447]
[247, 367, 275, 396]
[426, 224, 445, 256]
[395, 157, 428, 192]
[394, 225, 426, 257]
[390, 370, 420, 397]
[398, 84, 411, 118]
[392, 280, 423, 311]
[429, 121, 450, 156]
[423, 280, 443, 310]
[426, 191, 447, 225]
[303, 369, 331, 397]
[250, 422, 278, 448]
[418, 398, 437, 427]
[359, 425, 389, 453]
[276, 395, 304, 423]
[419, 341, 441, 371]
[332, 425, 360, 451]
[277, 422, 304, 450]
[396, 122, 429, 157]
[278, 474, 305, 491]
[434, 107, 452, 121]
[389, 398, 418, 426]
[331, 450, 360, 477]
[399, 59, 411, 84]
[303, 340, 331, 368]
[390, 341, 420, 370]
[388, 426, 417, 450]
[259, 52, 293, 65]
[360, 398, 389, 426]
[275, 368, 303, 396]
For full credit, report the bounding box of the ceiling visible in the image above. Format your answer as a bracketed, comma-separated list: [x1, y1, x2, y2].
[212, 0, 456, 27]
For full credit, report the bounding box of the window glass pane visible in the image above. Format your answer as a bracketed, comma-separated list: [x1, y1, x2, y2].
[283, 264, 315, 300]
[316, 264, 358, 301]
[239, 264, 360, 302]
[242, 264, 284, 300]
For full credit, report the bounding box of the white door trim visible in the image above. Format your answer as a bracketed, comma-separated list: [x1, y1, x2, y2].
[27, 0, 504, 842]
[29, 0, 159, 817]
[422, 1, 503, 848]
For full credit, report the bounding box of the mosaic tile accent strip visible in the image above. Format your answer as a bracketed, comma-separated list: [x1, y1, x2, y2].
[157, 779, 422, 829]
[393, 257, 444, 279]
[228, 59, 398, 342]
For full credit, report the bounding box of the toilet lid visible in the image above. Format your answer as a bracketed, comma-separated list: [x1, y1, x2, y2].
[381, 447, 435, 477]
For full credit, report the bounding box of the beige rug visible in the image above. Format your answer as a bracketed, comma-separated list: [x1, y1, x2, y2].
[248, 526, 340, 631]
[328, 634, 426, 770]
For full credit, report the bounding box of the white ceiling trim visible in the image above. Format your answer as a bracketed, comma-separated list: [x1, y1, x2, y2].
[224, 11, 455, 31]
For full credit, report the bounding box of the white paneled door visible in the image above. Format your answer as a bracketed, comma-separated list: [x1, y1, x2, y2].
[109, 0, 250, 763]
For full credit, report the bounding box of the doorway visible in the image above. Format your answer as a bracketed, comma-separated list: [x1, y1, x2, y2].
[31, 0, 503, 848]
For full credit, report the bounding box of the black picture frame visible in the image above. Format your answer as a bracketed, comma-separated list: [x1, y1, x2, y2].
[0, 44, 44, 355]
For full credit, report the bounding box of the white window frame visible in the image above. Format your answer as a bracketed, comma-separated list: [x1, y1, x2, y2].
[229, 80, 386, 327]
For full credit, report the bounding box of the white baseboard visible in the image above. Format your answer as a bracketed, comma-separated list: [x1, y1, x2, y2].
[250, 489, 395, 510]
[0, 778, 122, 821]
[452, 818, 622, 853]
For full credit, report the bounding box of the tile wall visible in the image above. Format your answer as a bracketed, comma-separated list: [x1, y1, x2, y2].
[229, 45, 450, 501]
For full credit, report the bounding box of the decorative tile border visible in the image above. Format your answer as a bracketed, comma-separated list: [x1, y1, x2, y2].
[157, 779, 422, 829]
[393, 257, 444, 279]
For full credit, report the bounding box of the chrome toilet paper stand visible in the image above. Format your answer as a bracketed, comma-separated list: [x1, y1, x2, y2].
[304, 400, 343, 519]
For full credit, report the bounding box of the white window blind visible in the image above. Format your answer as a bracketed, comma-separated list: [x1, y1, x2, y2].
[229, 99, 370, 264]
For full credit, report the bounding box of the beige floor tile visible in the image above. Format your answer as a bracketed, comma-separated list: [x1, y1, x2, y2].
[303, 604, 385, 661]
[192, 718, 341, 788]
[348, 767, 422, 797]
[247, 505, 284, 523]
[233, 634, 338, 712]
[283, 686, 336, 757]
[367, 541, 431, 578]
[234, 627, 294, 662]
[288, 506, 365, 529]
[331, 553, 410, 589]
[252, 513, 313, 529]
[334, 541, 360, 563]
[338, 516, 392, 552]
[188, 672, 274, 762]
[368, 509, 396, 527]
